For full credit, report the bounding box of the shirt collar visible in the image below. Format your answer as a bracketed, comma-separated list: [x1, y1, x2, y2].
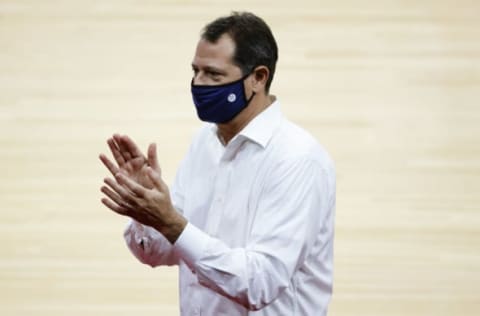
[238, 98, 282, 148]
[209, 97, 283, 149]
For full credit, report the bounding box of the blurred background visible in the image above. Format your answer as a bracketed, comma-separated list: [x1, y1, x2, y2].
[1, 0, 479, 315]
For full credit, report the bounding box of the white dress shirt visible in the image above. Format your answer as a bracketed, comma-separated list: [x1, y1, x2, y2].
[124, 99, 336, 316]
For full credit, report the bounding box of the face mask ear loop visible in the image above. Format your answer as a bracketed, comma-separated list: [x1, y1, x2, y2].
[242, 67, 257, 106]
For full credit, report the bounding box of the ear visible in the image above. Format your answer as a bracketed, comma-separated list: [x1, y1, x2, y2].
[251, 66, 270, 93]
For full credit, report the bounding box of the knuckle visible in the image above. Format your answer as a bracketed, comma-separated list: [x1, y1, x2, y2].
[121, 199, 133, 208]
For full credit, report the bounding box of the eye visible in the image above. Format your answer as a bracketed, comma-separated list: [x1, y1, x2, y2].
[207, 71, 221, 81]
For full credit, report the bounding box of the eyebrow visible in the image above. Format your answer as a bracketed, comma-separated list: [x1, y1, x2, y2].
[191, 63, 227, 75]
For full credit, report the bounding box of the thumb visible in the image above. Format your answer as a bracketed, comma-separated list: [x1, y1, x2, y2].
[147, 143, 161, 172]
[147, 167, 165, 191]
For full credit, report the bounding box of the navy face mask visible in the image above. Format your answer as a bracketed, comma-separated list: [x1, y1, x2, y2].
[191, 73, 256, 123]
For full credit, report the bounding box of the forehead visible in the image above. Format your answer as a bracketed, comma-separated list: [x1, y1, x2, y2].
[192, 33, 238, 70]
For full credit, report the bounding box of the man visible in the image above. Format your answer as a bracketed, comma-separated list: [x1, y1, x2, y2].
[99, 12, 336, 315]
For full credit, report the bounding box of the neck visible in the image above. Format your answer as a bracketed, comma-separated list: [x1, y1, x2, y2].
[217, 94, 275, 145]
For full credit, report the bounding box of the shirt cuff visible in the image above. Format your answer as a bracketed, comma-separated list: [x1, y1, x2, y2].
[173, 222, 210, 270]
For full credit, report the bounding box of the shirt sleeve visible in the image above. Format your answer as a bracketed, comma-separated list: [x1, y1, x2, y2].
[173, 156, 332, 311]
[124, 219, 178, 267]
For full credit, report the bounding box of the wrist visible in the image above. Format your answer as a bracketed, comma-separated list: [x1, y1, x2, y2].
[154, 211, 188, 244]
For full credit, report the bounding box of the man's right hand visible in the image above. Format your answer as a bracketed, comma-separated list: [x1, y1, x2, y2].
[99, 134, 161, 190]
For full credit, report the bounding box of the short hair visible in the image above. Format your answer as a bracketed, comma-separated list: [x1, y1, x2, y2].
[201, 12, 278, 92]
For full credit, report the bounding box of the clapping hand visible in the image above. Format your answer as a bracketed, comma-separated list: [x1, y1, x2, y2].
[99, 134, 186, 244]
[99, 134, 158, 189]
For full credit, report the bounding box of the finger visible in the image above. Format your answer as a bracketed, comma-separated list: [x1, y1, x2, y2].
[101, 197, 130, 216]
[147, 143, 161, 172]
[122, 135, 146, 160]
[99, 153, 119, 177]
[113, 134, 133, 161]
[116, 173, 147, 198]
[101, 185, 131, 209]
[107, 137, 126, 167]
[104, 177, 137, 203]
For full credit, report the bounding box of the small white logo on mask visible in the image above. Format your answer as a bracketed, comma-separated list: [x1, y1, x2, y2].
[227, 93, 236, 103]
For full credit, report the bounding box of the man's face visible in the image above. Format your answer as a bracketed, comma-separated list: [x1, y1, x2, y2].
[191, 34, 244, 86]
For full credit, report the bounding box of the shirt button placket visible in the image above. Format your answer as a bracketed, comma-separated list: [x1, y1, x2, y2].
[211, 158, 229, 235]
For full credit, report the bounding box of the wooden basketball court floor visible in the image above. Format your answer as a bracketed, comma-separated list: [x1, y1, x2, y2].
[1, 1, 479, 315]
